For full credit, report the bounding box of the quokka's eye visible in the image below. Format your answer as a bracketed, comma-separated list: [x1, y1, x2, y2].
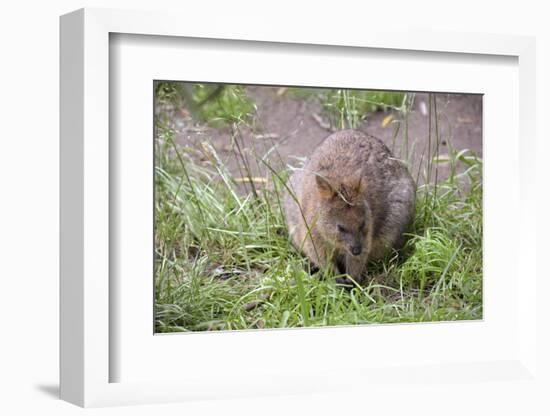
[337, 224, 347, 233]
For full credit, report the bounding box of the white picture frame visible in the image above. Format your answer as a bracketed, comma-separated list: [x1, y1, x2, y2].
[60, 7, 540, 408]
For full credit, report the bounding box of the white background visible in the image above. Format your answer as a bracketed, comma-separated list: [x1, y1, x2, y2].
[1, 1, 548, 415]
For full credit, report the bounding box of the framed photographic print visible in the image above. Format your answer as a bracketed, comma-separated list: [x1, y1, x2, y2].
[60, 7, 541, 408]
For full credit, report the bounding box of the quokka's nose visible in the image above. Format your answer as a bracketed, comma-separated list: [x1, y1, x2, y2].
[351, 246, 362, 256]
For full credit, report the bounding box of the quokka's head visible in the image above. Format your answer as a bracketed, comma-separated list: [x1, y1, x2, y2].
[314, 169, 370, 257]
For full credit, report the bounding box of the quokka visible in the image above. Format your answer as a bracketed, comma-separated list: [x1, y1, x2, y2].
[283, 129, 416, 283]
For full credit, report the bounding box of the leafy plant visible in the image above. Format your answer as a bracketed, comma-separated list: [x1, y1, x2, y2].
[155, 81, 255, 128]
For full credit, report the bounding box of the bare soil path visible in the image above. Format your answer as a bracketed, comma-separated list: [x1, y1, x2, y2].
[171, 87, 482, 185]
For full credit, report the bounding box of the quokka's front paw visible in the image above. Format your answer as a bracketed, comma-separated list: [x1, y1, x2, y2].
[343, 258, 367, 286]
[335, 274, 365, 288]
[335, 276, 354, 287]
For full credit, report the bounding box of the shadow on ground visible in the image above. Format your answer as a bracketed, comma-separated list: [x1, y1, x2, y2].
[34, 383, 59, 399]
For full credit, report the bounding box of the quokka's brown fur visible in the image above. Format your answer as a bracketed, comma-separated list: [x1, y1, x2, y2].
[283, 129, 416, 283]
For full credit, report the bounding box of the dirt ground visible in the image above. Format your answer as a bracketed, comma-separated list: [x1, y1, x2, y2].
[168, 86, 482, 186]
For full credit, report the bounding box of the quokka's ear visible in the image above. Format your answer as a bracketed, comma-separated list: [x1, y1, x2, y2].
[315, 173, 335, 198]
[354, 169, 366, 193]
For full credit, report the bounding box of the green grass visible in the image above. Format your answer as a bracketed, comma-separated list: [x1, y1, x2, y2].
[290, 87, 406, 130]
[154, 86, 482, 333]
[320, 89, 406, 129]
